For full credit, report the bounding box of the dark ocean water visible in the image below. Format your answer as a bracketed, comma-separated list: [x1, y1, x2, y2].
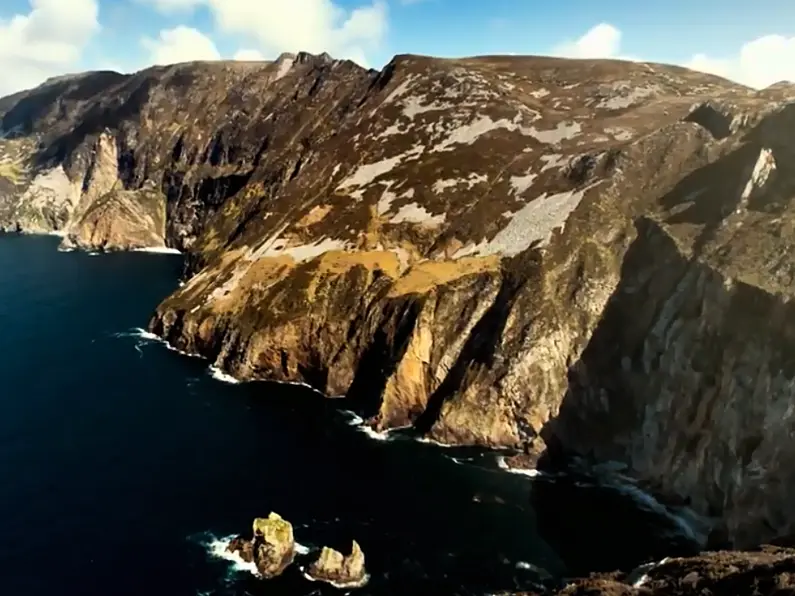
[0, 234, 577, 596]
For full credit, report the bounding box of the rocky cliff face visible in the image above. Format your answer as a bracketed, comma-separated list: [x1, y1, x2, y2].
[2, 53, 795, 548]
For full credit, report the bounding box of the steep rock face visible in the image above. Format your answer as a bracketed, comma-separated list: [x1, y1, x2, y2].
[0, 54, 375, 250]
[148, 56, 755, 448]
[61, 182, 168, 251]
[3, 54, 795, 547]
[544, 104, 795, 548]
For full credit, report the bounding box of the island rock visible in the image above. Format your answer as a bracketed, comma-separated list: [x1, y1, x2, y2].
[306, 540, 368, 588]
[227, 512, 296, 578]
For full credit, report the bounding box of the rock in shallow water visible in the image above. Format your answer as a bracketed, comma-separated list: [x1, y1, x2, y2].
[227, 536, 254, 563]
[227, 512, 296, 578]
[306, 540, 368, 588]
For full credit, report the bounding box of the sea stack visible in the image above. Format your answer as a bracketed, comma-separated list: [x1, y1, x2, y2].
[227, 512, 296, 578]
[306, 540, 368, 588]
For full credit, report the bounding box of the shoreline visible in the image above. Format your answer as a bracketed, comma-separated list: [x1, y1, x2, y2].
[0, 228, 183, 254]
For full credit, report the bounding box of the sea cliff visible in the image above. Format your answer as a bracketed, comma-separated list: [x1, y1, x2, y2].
[2, 52, 795, 548]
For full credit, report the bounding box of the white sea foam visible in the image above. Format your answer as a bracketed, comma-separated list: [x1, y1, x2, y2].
[415, 436, 459, 449]
[357, 425, 392, 441]
[125, 328, 160, 342]
[302, 570, 370, 589]
[496, 455, 543, 477]
[208, 366, 241, 384]
[132, 246, 182, 254]
[629, 557, 670, 587]
[343, 411, 364, 425]
[279, 379, 327, 396]
[205, 534, 259, 577]
[206, 365, 335, 391]
[340, 410, 464, 446]
[112, 328, 340, 397]
[611, 480, 702, 542]
[340, 410, 395, 442]
[568, 462, 709, 545]
[203, 534, 314, 580]
[113, 327, 201, 360]
[516, 561, 534, 570]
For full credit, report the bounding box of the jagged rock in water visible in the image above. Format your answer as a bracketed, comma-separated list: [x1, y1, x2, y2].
[306, 540, 367, 588]
[227, 536, 255, 563]
[227, 512, 296, 578]
[4, 53, 795, 547]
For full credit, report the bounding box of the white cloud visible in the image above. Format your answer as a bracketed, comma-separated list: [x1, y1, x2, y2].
[3, 7, 794, 102]
[233, 48, 266, 61]
[141, 25, 221, 65]
[141, 0, 388, 68]
[140, 0, 201, 13]
[0, 0, 100, 96]
[552, 23, 625, 60]
[686, 34, 795, 89]
[553, 23, 794, 90]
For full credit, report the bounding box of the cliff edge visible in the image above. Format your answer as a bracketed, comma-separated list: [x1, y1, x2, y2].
[2, 53, 795, 547]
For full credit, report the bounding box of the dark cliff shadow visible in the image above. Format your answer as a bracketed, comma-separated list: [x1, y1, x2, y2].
[683, 102, 733, 140]
[656, 140, 763, 255]
[532, 109, 795, 568]
[344, 296, 422, 417]
[527, 220, 706, 575]
[538, 100, 795, 466]
[528, 472, 700, 576]
[1, 71, 126, 136]
[33, 75, 158, 169]
[539, 217, 695, 467]
[540, 215, 795, 465]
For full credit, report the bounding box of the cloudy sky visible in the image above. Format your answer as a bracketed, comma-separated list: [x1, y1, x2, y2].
[1, 0, 794, 97]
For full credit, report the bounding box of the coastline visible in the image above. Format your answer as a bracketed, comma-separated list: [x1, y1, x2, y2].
[0, 232, 743, 589]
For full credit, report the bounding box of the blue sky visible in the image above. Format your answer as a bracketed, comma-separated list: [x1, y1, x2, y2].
[1, 0, 794, 96]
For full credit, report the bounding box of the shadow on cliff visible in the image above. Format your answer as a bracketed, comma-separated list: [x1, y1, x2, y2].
[1, 71, 127, 136]
[344, 297, 423, 417]
[414, 255, 536, 435]
[536, 100, 795, 466]
[530, 107, 795, 570]
[527, 472, 700, 577]
[526, 219, 709, 576]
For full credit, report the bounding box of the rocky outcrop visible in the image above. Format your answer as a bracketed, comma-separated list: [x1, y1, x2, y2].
[551, 546, 795, 596]
[3, 53, 795, 547]
[305, 540, 368, 587]
[227, 512, 296, 578]
[61, 181, 168, 251]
